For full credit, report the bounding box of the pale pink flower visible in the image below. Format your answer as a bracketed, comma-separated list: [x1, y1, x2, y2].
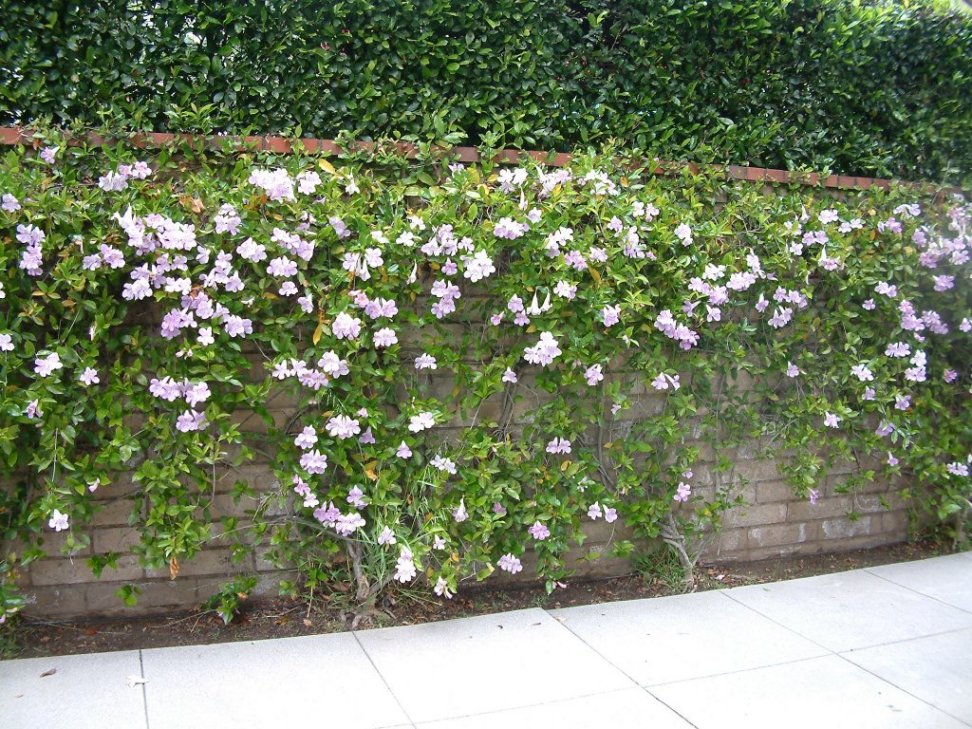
[601, 305, 621, 327]
[79, 367, 100, 386]
[374, 328, 398, 348]
[347, 486, 367, 508]
[295, 426, 318, 450]
[946, 462, 969, 477]
[332, 312, 362, 340]
[394, 547, 417, 582]
[327, 415, 361, 439]
[523, 332, 562, 367]
[408, 412, 435, 433]
[432, 456, 457, 474]
[48, 509, 69, 532]
[497, 553, 522, 574]
[415, 353, 437, 370]
[34, 352, 63, 377]
[528, 521, 550, 540]
[434, 577, 453, 599]
[300, 450, 328, 474]
[674, 482, 692, 502]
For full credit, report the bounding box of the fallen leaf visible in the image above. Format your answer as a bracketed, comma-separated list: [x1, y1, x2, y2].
[40, 668, 56, 678]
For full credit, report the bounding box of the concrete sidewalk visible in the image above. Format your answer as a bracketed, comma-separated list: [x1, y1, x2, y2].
[2, 553, 971, 729]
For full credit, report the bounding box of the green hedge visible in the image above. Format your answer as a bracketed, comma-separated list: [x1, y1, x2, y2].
[2, 1, 971, 182]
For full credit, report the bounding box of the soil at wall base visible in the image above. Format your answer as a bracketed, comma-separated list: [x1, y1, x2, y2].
[4, 539, 951, 659]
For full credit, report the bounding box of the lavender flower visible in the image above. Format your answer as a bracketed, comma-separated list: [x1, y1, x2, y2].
[327, 415, 361, 439]
[497, 553, 522, 574]
[528, 521, 550, 540]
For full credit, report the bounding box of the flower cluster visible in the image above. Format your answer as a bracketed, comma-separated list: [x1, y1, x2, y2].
[1, 138, 968, 627]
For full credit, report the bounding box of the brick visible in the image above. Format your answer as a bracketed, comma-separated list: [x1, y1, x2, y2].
[733, 460, 784, 484]
[30, 554, 143, 586]
[748, 522, 818, 549]
[87, 578, 202, 615]
[881, 510, 909, 536]
[725, 542, 822, 562]
[787, 496, 853, 522]
[724, 503, 787, 529]
[21, 584, 89, 618]
[40, 529, 91, 557]
[89, 498, 135, 527]
[90, 476, 136, 501]
[144, 548, 250, 579]
[212, 492, 262, 519]
[853, 494, 902, 513]
[707, 527, 749, 556]
[581, 519, 634, 544]
[213, 464, 276, 494]
[93, 526, 141, 554]
[755, 480, 795, 504]
[820, 515, 877, 540]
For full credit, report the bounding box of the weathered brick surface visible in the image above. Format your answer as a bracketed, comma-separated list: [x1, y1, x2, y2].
[18, 386, 913, 617]
[724, 503, 787, 529]
[31, 554, 143, 586]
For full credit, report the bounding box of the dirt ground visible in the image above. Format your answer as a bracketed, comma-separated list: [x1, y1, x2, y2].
[6, 540, 947, 659]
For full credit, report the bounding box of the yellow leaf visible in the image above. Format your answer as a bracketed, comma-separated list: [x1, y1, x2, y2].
[364, 461, 378, 481]
[318, 158, 338, 176]
[588, 266, 602, 287]
[560, 459, 572, 471]
[312, 321, 324, 345]
[603, 441, 613, 449]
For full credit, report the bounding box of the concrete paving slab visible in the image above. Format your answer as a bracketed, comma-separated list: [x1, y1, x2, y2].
[652, 654, 969, 729]
[841, 627, 972, 725]
[415, 687, 693, 729]
[355, 608, 632, 724]
[551, 590, 826, 685]
[867, 554, 972, 613]
[0, 650, 147, 729]
[726, 569, 972, 651]
[141, 632, 409, 729]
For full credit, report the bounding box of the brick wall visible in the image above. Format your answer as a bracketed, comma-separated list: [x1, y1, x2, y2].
[17, 438, 909, 619]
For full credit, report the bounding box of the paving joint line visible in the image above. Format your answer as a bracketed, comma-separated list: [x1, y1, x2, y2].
[403, 686, 638, 727]
[542, 608, 700, 729]
[350, 630, 417, 728]
[837, 624, 972, 653]
[138, 649, 150, 729]
[642, 653, 830, 689]
[833, 650, 972, 728]
[863, 566, 972, 616]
